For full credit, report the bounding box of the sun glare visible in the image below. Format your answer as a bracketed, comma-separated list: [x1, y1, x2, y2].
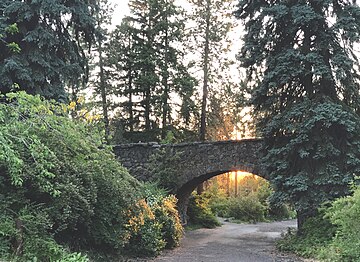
[229, 171, 255, 181]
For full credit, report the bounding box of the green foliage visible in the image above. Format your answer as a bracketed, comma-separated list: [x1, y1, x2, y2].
[277, 213, 336, 258]
[0, 0, 98, 101]
[0, 24, 20, 55]
[144, 184, 183, 249]
[126, 199, 165, 257]
[0, 92, 140, 260]
[55, 252, 89, 262]
[264, 100, 360, 216]
[148, 148, 183, 192]
[125, 183, 183, 256]
[6, 42, 21, 53]
[160, 131, 176, 144]
[187, 193, 220, 228]
[227, 195, 267, 223]
[236, 0, 360, 227]
[277, 186, 360, 261]
[106, 0, 197, 140]
[268, 203, 295, 221]
[206, 175, 293, 222]
[318, 185, 360, 261]
[207, 190, 230, 218]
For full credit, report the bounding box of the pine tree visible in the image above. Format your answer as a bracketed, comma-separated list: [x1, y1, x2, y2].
[188, 0, 235, 141]
[107, 0, 196, 142]
[88, 0, 114, 144]
[236, 0, 360, 229]
[107, 19, 140, 135]
[0, 0, 98, 101]
[207, 82, 245, 140]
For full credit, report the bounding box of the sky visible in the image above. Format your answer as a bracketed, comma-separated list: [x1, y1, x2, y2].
[110, 0, 130, 27]
[110, 0, 193, 27]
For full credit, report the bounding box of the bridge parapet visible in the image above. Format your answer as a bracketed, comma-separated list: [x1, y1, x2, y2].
[114, 138, 265, 184]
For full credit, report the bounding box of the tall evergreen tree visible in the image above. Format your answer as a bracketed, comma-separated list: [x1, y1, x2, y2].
[107, 19, 140, 137]
[107, 0, 196, 142]
[236, 0, 360, 229]
[0, 0, 98, 101]
[88, 0, 114, 144]
[188, 0, 235, 141]
[188, 0, 236, 194]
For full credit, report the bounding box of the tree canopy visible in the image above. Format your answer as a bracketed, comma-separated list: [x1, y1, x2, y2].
[0, 0, 98, 101]
[235, 0, 360, 227]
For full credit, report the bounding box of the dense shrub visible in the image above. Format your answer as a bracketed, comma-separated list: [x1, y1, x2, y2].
[125, 184, 183, 256]
[318, 185, 360, 261]
[148, 148, 183, 192]
[187, 193, 220, 228]
[209, 195, 231, 217]
[0, 92, 140, 260]
[268, 203, 294, 221]
[206, 174, 293, 223]
[277, 187, 360, 261]
[277, 212, 336, 258]
[227, 195, 267, 222]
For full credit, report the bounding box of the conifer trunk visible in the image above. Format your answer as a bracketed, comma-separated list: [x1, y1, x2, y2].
[199, 0, 211, 142]
[98, 37, 110, 144]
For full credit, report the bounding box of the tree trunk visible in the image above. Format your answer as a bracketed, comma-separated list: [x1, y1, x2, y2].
[227, 172, 230, 196]
[14, 218, 23, 256]
[197, 0, 211, 194]
[161, 9, 169, 139]
[128, 35, 134, 132]
[199, 0, 211, 142]
[234, 172, 238, 197]
[296, 209, 317, 234]
[98, 37, 110, 144]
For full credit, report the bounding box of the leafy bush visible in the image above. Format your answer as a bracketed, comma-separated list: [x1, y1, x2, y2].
[205, 174, 293, 222]
[318, 186, 360, 261]
[209, 196, 231, 217]
[277, 187, 360, 261]
[125, 198, 165, 257]
[125, 184, 183, 256]
[187, 193, 220, 228]
[148, 148, 183, 192]
[227, 195, 267, 223]
[0, 92, 140, 260]
[268, 203, 295, 221]
[276, 212, 336, 258]
[153, 195, 183, 249]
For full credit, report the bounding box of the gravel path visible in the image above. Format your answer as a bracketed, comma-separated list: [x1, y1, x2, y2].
[148, 219, 310, 262]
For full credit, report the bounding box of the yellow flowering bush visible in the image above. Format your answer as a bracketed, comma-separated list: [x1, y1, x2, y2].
[153, 195, 183, 249]
[125, 199, 165, 256]
[124, 184, 183, 256]
[67, 97, 102, 123]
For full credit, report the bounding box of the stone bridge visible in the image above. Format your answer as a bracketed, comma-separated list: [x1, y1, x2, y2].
[114, 139, 264, 222]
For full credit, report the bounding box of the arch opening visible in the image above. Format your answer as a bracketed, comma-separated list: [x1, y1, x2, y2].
[176, 169, 267, 224]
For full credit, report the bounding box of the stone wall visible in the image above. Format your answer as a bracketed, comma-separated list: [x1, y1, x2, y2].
[114, 139, 264, 223]
[114, 138, 264, 187]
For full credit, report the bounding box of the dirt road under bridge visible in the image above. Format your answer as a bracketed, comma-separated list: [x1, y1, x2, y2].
[151, 219, 312, 262]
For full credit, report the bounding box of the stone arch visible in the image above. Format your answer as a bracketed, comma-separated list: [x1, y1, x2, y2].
[114, 139, 265, 223]
[176, 165, 264, 224]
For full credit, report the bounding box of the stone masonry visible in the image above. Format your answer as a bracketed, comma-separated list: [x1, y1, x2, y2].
[114, 138, 264, 223]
